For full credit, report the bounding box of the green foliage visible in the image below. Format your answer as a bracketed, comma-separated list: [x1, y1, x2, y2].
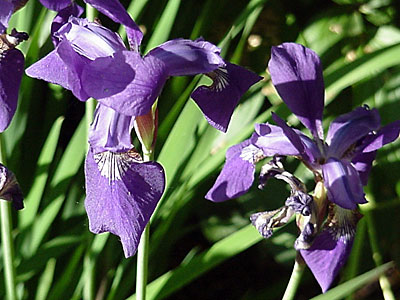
[1, 0, 399, 299]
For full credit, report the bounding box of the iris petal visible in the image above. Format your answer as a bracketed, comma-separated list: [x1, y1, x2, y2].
[322, 158, 366, 209]
[85, 148, 165, 258]
[358, 120, 400, 153]
[0, 1, 13, 32]
[51, 3, 84, 46]
[326, 107, 380, 158]
[206, 136, 262, 202]
[0, 49, 24, 132]
[88, 104, 134, 153]
[191, 62, 262, 132]
[39, 0, 71, 11]
[269, 43, 324, 139]
[81, 50, 167, 116]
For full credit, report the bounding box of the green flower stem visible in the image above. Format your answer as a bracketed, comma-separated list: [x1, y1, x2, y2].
[0, 136, 17, 300]
[282, 259, 305, 300]
[86, 4, 98, 22]
[363, 207, 396, 300]
[136, 151, 153, 300]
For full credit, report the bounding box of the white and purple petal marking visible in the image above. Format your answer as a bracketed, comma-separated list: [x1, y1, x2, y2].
[85, 148, 165, 258]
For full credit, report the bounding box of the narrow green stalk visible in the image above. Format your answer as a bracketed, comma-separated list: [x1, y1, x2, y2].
[86, 4, 97, 22]
[136, 151, 153, 300]
[364, 211, 396, 300]
[282, 260, 305, 300]
[1, 201, 17, 300]
[0, 136, 17, 300]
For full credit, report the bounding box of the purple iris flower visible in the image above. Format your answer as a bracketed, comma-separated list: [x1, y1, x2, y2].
[86, 104, 165, 258]
[0, 1, 28, 132]
[206, 42, 400, 292]
[26, 10, 262, 132]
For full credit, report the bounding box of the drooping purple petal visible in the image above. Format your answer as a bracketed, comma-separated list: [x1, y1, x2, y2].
[82, 50, 167, 116]
[322, 158, 366, 209]
[39, 0, 72, 11]
[300, 206, 360, 292]
[51, 3, 84, 46]
[351, 151, 376, 186]
[206, 136, 263, 202]
[0, 0, 13, 33]
[0, 163, 23, 210]
[89, 104, 134, 153]
[85, 148, 165, 258]
[191, 62, 262, 132]
[84, 0, 143, 49]
[357, 120, 400, 153]
[300, 230, 353, 292]
[269, 43, 325, 139]
[55, 17, 126, 60]
[326, 107, 380, 158]
[147, 38, 224, 76]
[0, 49, 24, 132]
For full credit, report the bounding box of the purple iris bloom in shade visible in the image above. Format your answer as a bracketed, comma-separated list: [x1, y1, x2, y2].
[26, 14, 261, 132]
[206, 42, 400, 292]
[85, 104, 166, 257]
[0, 1, 28, 132]
[0, 163, 23, 210]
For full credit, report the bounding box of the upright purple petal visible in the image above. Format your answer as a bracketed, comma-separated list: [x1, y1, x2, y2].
[51, 3, 84, 46]
[357, 120, 400, 153]
[39, 0, 72, 11]
[82, 50, 167, 116]
[206, 136, 263, 202]
[0, 49, 24, 132]
[55, 17, 126, 59]
[84, 0, 143, 49]
[269, 43, 324, 139]
[326, 107, 380, 158]
[89, 104, 134, 153]
[147, 38, 224, 76]
[191, 62, 262, 132]
[0, 0, 13, 32]
[322, 158, 366, 209]
[300, 207, 360, 292]
[85, 148, 165, 257]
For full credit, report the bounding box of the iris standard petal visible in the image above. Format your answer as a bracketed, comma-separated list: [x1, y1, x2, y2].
[85, 148, 165, 258]
[326, 107, 380, 158]
[89, 104, 134, 153]
[322, 158, 366, 209]
[269, 43, 324, 139]
[191, 62, 262, 132]
[56, 17, 126, 60]
[358, 120, 400, 153]
[206, 136, 263, 202]
[147, 38, 224, 76]
[51, 4, 84, 46]
[0, 49, 24, 132]
[82, 50, 167, 116]
[84, 0, 143, 49]
[300, 230, 354, 292]
[0, 1, 13, 32]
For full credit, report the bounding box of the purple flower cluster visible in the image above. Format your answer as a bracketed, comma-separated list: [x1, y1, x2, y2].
[206, 43, 400, 292]
[24, 0, 261, 257]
